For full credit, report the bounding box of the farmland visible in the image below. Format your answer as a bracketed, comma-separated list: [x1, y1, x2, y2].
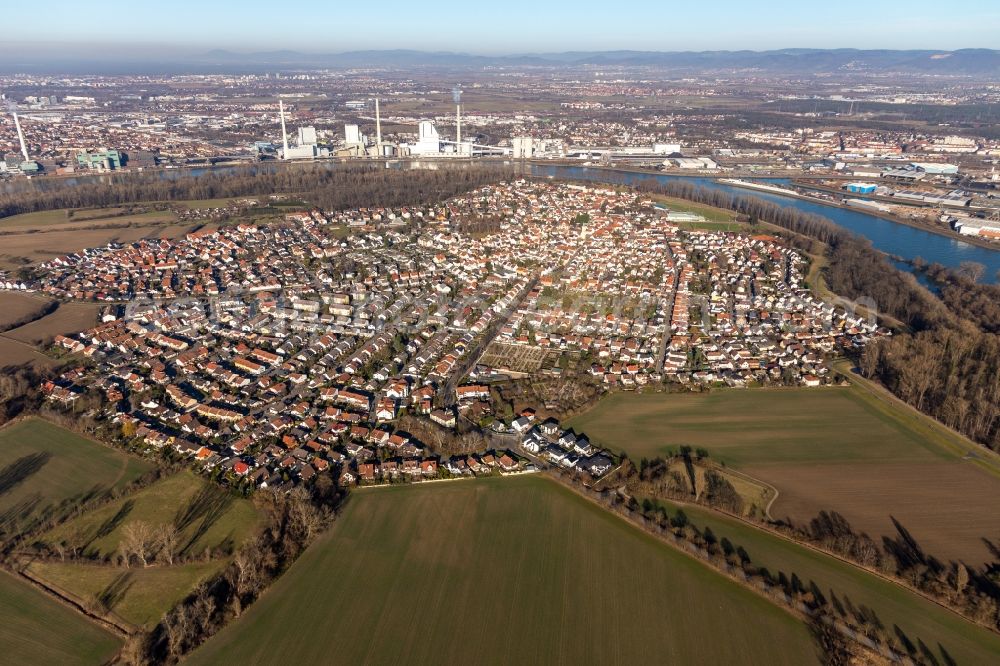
[31, 469, 260, 628]
[0, 570, 121, 666]
[0, 207, 177, 231]
[0, 297, 101, 367]
[0, 222, 198, 270]
[26, 560, 222, 629]
[568, 385, 1000, 564]
[4, 302, 101, 345]
[0, 337, 56, 368]
[188, 475, 820, 666]
[0, 417, 153, 537]
[649, 498, 1000, 666]
[0, 292, 55, 331]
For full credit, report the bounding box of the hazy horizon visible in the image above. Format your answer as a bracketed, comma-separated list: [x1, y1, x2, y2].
[4, 0, 1000, 56]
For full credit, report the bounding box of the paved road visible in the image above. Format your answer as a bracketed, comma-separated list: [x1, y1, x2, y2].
[444, 276, 538, 407]
[654, 242, 679, 374]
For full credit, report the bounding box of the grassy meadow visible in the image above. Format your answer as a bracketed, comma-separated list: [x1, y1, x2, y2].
[26, 560, 222, 629]
[31, 469, 260, 628]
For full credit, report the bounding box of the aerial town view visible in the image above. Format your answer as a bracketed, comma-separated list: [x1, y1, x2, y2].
[3, 1, 1000, 664]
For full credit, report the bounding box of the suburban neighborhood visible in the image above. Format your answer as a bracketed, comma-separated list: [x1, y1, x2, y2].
[29, 180, 882, 491]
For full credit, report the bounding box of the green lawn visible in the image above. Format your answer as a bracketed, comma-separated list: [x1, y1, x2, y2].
[26, 560, 223, 629]
[189, 476, 820, 666]
[654, 194, 737, 223]
[0, 418, 153, 536]
[567, 386, 950, 467]
[41, 469, 260, 559]
[650, 499, 1000, 666]
[0, 570, 121, 665]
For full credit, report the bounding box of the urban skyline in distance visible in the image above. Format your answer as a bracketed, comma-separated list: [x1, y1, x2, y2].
[4, 0, 1000, 55]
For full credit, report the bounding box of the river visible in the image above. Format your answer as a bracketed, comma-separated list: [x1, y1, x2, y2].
[530, 164, 1000, 284]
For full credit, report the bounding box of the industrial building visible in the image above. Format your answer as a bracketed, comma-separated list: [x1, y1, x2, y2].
[952, 216, 1000, 238]
[277, 101, 329, 160]
[409, 120, 443, 156]
[844, 182, 878, 194]
[297, 126, 317, 146]
[512, 136, 534, 159]
[77, 149, 123, 170]
[892, 189, 972, 207]
[663, 156, 718, 170]
[909, 162, 959, 176]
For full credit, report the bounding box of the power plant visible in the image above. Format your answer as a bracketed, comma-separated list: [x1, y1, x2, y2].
[277, 99, 329, 160]
[5, 102, 40, 173]
[324, 87, 511, 159]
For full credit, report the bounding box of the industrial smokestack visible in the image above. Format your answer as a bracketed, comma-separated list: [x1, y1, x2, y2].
[375, 98, 382, 150]
[9, 105, 30, 162]
[452, 87, 462, 150]
[279, 99, 290, 159]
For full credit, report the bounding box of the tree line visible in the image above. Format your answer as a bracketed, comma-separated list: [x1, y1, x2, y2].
[608, 452, 997, 656]
[119, 479, 344, 665]
[798, 510, 1000, 635]
[549, 466, 907, 664]
[0, 163, 516, 220]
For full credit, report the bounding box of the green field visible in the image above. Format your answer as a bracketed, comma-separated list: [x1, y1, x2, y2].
[568, 384, 1000, 565]
[189, 476, 820, 665]
[0, 570, 121, 665]
[650, 499, 1000, 666]
[654, 194, 738, 223]
[41, 469, 260, 559]
[0, 418, 153, 536]
[568, 386, 953, 467]
[0, 207, 177, 230]
[32, 470, 260, 628]
[26, 560, 222, 629]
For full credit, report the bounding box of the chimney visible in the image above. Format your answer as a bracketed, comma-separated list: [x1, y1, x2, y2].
[12, 111, 30, 162]
[279, 100, 289, 159]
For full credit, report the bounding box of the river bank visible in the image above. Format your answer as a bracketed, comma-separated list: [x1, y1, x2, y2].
[790, 179, 1000, 252]
[562, 163, 1000, 253]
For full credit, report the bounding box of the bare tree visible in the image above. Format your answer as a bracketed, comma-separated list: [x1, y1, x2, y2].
[120, 521, 156, 568]
[958, 260, 986, 283]
[157, 524, 179, 566]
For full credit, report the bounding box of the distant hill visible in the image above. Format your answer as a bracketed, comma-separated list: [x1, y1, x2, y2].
[3, 48, 999, 76]
[193, 47, 1000, 75]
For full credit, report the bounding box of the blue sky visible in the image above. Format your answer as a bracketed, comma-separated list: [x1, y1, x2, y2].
[5, 0, 1000, 54]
